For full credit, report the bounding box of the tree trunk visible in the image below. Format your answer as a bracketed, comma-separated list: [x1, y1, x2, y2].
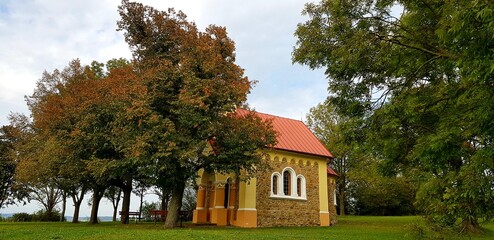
[89, 187, 104, 224]
[139, 188, 144, 220]
[338, 183, 345, 216]
[73, 200, 81, 223]
[161, 191, 167, 211]
[160, 187, 170, 211]
[71, 189, 85, 223]
[461, 218, 482, 234]
[112, 188, 121, 222]
[120, 186, 132, 224]
[112, 197, 119, 222]
[164, 180, 185, 228]
[112, 206, 118, 222]
[60, 191, 66, 222]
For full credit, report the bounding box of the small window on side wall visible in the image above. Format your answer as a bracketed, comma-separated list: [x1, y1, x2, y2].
[297, 177, 301, 196]
[272, 175, 278, 195]
[283, 170, 291, 196]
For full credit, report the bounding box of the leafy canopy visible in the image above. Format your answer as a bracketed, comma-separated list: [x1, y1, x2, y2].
[294, 0, 494, 232]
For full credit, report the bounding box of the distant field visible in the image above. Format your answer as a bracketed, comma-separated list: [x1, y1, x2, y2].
[1, 216, 493, 240]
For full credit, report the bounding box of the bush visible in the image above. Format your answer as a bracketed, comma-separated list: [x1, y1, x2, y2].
[12, 213, 33, 222]
[32, 210, 63, 222]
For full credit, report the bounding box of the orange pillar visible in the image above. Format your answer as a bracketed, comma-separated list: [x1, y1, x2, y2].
[227, 182, 237, 224]
[193, 184, 208, 223]
[207, 184, 215, 222]
[210, 181, 228, 226]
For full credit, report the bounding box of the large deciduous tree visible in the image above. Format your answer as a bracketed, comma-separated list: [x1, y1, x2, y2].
[25, 58, 140, 224]
[117, 0, 276, 228]
[294, 0, 494, 233]
[0, 125, 19, 209]
[0, 120, 29, 209]
[306, 99, 360, 215]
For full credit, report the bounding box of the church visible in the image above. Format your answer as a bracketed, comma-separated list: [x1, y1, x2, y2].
[192, 109, 338, 227]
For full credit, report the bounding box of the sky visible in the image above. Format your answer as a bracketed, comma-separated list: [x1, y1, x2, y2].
[0, 0, 328, 217]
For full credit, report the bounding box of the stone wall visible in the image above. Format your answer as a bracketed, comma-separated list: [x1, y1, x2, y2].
[256, 157, 320, 227]
[327, 176, 338, 225]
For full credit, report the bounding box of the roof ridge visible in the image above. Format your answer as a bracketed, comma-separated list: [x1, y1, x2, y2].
[246, 109, 305, 123]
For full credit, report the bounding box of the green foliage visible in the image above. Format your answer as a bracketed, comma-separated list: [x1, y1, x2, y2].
[11, 213, 32, 222]
[31, 210, 64, 222]
[141, 201, 160, 220]
[350, 159, 416, 216]
[306, 99, 364, 215]
[0, 125, 22, 208]
[294, 0, 494, 232]
[10, 210, 65, 222]
[181, 184, 196, 213]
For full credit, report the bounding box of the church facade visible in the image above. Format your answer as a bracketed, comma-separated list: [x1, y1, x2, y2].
[192, 110, 338, 227]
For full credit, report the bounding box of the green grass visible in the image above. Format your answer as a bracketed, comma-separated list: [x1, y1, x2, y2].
[1, 216, 493, 240]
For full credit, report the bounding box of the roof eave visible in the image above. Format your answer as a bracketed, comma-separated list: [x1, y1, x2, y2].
[273, 147, 334, 159]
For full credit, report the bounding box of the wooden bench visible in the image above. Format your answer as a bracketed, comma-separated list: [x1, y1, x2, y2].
[148, 210, 190, 226]
[148, 210, 167, 224]
[119, 211, 142, 223]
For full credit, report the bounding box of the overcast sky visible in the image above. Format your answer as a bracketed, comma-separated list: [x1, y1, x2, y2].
[0, 0, 327, 217]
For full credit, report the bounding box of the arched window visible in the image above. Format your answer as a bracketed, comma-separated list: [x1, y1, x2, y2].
[283, 170, 291, 196]
[297, 177, 301, 196]
[272, 175, 278, 194]
[270, 166, 306, 200]
[334, 189, 337, 206]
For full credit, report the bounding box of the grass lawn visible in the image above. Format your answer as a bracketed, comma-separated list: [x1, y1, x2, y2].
[1, 216, 493, 240]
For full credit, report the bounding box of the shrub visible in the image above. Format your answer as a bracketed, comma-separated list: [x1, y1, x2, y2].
[12, 213, 33, 222]
[32, 210, 63, 222]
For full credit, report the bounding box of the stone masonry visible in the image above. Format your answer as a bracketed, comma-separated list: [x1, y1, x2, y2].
[256, 157, 320, 227]
[327, 176, 338, 225]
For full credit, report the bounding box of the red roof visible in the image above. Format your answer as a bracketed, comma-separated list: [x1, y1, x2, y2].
[236, 109, 333, 159]
[327, 166, 339, 177]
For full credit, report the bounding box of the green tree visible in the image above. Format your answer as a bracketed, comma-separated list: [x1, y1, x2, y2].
[349, 157, 416, 216]
[0, 122, 29, 208]
[12, 120, 63, 218]
[117, 0, 277, 228]
[104, 186, 122, 222]
[0, 125, 18, 209]
[306, 99, 361, 215]
[293, 0, 494, 233]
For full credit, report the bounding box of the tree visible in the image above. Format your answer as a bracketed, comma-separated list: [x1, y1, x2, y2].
[349, 157, 416, 216]
[25, 59, 139, 224]
[293, 0, 494, 233]
[0, 125, 19, 208]
[0, 122, 29, 208]
[14, 134, 64, 219]
[116, 1, 277, 228]
[306, 99, 361, 215]
[104, 186, 122, 222]
[132, 180, 151, 221]
[0, 126, 16, 209]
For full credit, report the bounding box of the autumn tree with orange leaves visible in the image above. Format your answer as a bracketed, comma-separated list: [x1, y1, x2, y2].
[116, 0, 276, 227]
[23, 58, 144, 223]
[15, 0, 275, 227]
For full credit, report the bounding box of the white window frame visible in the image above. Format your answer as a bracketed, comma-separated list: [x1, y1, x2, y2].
[269, 167, 306, 200]
[270, 172, 282, 196]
